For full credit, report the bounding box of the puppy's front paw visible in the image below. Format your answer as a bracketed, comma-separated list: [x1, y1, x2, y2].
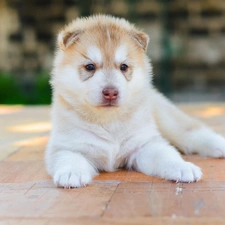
[53, 167, 96, 188]
[164, 161, 202, 183]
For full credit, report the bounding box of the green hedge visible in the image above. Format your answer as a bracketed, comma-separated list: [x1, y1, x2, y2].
[0, 71, 52, 105]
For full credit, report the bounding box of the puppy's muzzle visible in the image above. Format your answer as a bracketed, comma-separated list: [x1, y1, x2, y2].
[102, 88, 118, 101]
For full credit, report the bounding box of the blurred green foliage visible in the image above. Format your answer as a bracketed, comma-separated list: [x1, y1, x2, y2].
[0, 71, 51, 105]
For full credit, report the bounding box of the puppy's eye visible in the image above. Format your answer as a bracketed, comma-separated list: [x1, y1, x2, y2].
[120, 64, 128, 72]
[85, 64, 95, 71]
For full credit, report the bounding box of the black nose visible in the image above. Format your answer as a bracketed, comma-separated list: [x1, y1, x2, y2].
[102, 88, 118, 101]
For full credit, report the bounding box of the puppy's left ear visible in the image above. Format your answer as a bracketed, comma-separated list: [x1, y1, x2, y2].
[131, 31, 149, 51]
[58, 30, 82, 51]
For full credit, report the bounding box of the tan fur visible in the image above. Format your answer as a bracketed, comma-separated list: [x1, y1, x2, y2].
[57, 15, 147, 69]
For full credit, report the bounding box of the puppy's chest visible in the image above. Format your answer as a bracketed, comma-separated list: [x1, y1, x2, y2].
[79, 123, 148, 171]
[93, 131, 133, 171]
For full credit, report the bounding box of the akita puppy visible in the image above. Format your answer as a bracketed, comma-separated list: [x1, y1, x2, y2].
[45, 15, 225, 188]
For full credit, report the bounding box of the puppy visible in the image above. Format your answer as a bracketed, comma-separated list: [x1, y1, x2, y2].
[45, 15, 225, 188]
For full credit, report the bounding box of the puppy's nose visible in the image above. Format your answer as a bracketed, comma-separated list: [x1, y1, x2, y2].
[102, 88, 118, 101]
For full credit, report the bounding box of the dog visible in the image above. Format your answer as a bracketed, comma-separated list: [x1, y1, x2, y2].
[45, 15, 225, 188]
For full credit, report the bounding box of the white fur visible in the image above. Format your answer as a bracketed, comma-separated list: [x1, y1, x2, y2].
[46, 16, 225, 188]
[115, 45, 127, 63]
[87, 46, 102, 63]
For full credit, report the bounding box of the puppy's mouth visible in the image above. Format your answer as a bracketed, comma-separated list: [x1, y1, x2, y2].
[97, 100, 120, 107]
[100, 102, 119, 107]
[88, 100, 120, 108]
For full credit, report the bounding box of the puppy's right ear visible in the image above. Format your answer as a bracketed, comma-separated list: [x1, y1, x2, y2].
[131, 31, 149, 51]
[58, 30, 82, 51]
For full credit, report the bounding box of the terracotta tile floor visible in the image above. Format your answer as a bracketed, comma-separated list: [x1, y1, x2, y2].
[0, 104, 225, 225]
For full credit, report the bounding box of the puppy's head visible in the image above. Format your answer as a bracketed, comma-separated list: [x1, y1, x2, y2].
[52, 15, 152, 117]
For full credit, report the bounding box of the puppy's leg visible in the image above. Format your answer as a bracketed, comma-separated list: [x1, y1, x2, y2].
[46, 150, 98, 188]
[128, 139, 202, 182]
[153, 91, 225, 158]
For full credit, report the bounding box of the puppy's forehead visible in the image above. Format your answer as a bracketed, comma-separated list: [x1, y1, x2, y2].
[87, 46, 102, 63]
[82, 24, 130, 64]
[115, 45, 127, 64]
[86, 44, 127, 64]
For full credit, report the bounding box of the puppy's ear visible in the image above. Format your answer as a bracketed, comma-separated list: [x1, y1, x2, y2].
[58, 30, 82, 50]
[131, 31, 149, 51]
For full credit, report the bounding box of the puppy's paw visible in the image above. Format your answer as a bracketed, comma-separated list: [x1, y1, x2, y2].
[164, 161, 202, 183]
[204, 134, 225, 158]
[190, 129, 225, 158]
[53, 167, 97, 188]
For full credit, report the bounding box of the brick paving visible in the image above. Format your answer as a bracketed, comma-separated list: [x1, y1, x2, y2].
[0, 104, 225, 225]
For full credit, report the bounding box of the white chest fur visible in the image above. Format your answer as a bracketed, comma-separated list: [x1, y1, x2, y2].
[51, 106, 155, 172]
